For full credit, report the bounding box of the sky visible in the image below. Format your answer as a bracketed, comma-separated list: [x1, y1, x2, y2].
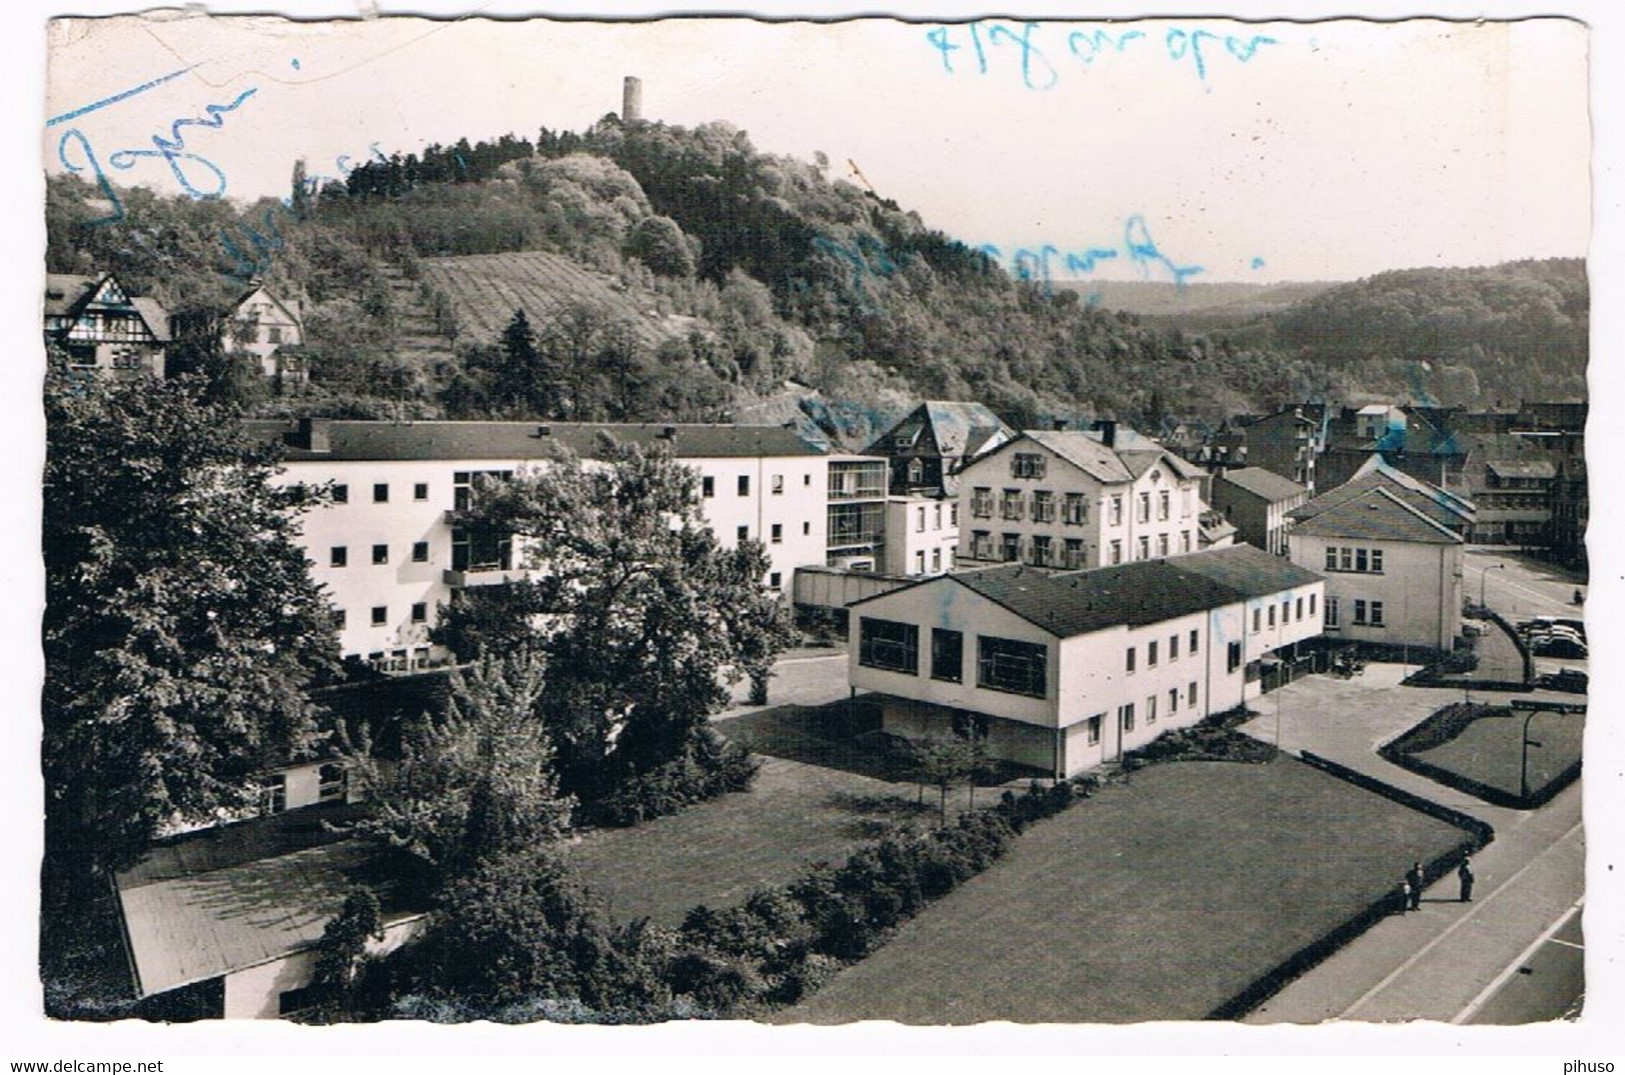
[38, 8, 1590, 284]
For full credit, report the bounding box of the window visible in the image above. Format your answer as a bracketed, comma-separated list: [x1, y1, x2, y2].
[1325, 596, 1339, 627]
[268, 326, 284, 344]
[803, 521, 811, 536]
[1339, 548, 1353, 571]
[371, 606, 387, 626]
[1189, 629, 1199, 652]
[1063, 492, 1087, 525]
[1227, 641, 1242, 673]
[972, 530, 994, 559]
[1001, 533, 1021, 562]
[1296, 597, 1304, 621]
[804, 474, 812, 486]
[452, 529, 512, 573]
[738, 475, 751, 497]
[1282, 599, 1291, 625]
[934, 503, 943, 530]
[1268, 605, 1276, 628]
[1188, 681, 1198, 707]
[411, 602, 427, 624]
[1012, 452, 1047, 479]
[917, 506, 927, 533]
[373, 483, 389, 503]
[737, 525, 749, 543]
[1086, 715, 1102, 745]
[1158, 490, 1170, 520]
[1157, 534, 1169, 558]
[977, 636, 1048, 697]
[1120, 703, 1136, 732]
[332, 483, 348, 504]
[702, 476, 715, 498]
[1001, 489, 1025, 520]
[1371, 549, 1384, 573]
[931, 548, 941, 572]
[258, 774, 287, 816]
[1181, 530, 1192, 553]
[1064, 538, 1085, 569]
[1169, 633, 1179, 660]
[318, 763, 347, 802]
[1138, 492, 1151, 523]
[372, 544, 389, 565]
[1147, 694, 1158, 724]
[1137, 536, 1149, 561]
[1169, 688, 1180, 714]
[1370, 601, 1385, 627]
[1110, 495, 1124, 526]
[1252, 608, 1262, 633]
[1032, 490, 1055, 522]
[451, 470, 514, 511]
[1148, 640, 1159, 666]
[859, 617, 919, 674]
[950, 503, 959, 526]
[1126, 646, 1137, 673]
[1110, 540, 1122, 565]
[413, 482, 429, 501]
[1309, 593, 1318, 617]
[972, 487, 994, 518]
[906, 459, 924, 484]
[931, 628, 964, 682]
[1355, 548, 1369, 572]
[1325, 547, 1338, 571]
[1030, 535, 1052, 566]
[1353, 599, 1367, 625]
[330, 546, 347, 568]
[412, 541, 429, 563]
[915, 551, 926, 573]
[769, 572, 782, 588]
[771, 523, 783, 544]
[772, 474, 784, 495]
[1182, 488, 1193, 517]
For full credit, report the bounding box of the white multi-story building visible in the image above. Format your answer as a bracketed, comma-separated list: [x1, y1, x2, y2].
[846, 544, 1325, 777]
[883, 494, 960, 576]
[249, 418, 831, 663]
[957, 424, 1210, 571]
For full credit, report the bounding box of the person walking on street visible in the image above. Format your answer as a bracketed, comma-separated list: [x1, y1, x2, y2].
[1458, 857, 1475, 902]
[1396, 879, 1412, 915]
[1406, 860, 1424, 910]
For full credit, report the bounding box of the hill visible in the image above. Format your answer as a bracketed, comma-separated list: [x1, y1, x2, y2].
[1054, 280, 1337, 318]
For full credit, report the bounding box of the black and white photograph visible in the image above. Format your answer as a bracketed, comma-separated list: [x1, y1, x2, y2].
[8, 0, 1621, 1065]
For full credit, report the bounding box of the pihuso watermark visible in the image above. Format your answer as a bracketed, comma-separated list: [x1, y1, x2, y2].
[1564, 1064, 1615, 1074]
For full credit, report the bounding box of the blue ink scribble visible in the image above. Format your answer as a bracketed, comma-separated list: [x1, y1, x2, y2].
[1067, 28, 1144, 65]
[105, 86, 256, 199]
[291, 58, 301, 70]
[46, 65, 197, 128]
[987, 22, 1058, 90]
[931, 21, 1278, 88]
[57, 129, 125, 227]
[1251, 257, 1266, 270]
[1123, 215, 1204, 286]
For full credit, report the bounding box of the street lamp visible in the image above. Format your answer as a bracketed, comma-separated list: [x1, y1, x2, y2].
[1480, 562, 1506, 610]
[1520, 708, 1544, 803]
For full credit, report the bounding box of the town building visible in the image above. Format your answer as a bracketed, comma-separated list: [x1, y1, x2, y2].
[956, 424, 1209, 571]
[43, 272, 170, 377]
[248, 418, 832, 665]
[1288, 473, 1467, 654]
[825, 453, 891, 571]
[845, 545, 1324, 777]
[225, 282, 306, 383]
[1290, 455, 1475, 538]
[1209, 467, 1309, 556]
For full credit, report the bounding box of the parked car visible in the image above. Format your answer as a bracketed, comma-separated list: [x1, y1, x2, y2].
[1532, 636, 1588, 659]
[1537, 668, 1588, 694]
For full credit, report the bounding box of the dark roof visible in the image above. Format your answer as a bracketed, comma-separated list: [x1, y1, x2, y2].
[866, 401, 1015, 460]
[244, 419, 826, 462]
[1291, 457, 1474, 531]
[1291, 487, 1462, 545]
[1214, 467, 1308, 503]
[862, 545, 1322, 639]
[43, 272, 172, 341]
[1485, 459, 1556, 480]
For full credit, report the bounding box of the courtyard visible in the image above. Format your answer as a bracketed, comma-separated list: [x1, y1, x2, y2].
[1381, 702, 1585, 808]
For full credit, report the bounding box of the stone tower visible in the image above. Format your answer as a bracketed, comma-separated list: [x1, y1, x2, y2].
[622, 76, 643, 123]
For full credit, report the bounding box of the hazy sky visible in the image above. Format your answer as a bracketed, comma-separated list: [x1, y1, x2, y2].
[42, 11, 1588, 283]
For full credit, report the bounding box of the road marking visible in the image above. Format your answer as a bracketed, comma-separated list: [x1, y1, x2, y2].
[1339, 816, 1584, 1020]
[1482, 570, 1573, 612]
[1548, 937, 1584, 951]
[1451, 897, 1585, 1024]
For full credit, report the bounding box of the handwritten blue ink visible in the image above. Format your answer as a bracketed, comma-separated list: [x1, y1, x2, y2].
[46, 65, 196, 128]
[56, 129, 125, 227]
[1251, 257, 1266, 270]
[1067, 28, 1144, 65]
[933, 21, 1278, 88]
[105, 87, 256, 199]
[291, 58, 301, 70]
[987, 22, 1057, 91]
[1123, 215, 1203, 286]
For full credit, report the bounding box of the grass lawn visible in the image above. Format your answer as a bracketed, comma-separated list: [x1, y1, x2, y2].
[566, 705, 928, 925]
[1400, 705, 1584, 806]
[777, 756, 1472, 1024]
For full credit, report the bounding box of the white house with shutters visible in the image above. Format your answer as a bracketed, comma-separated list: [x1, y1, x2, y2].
[846, 544, 1325, 777]
[956, 424, 1210, 572]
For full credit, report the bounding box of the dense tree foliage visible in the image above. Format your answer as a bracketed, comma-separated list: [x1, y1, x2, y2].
[42, 368, 340, 870]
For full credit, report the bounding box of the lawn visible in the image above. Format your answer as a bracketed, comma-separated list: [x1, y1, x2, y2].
[565, 704, 927, 926]
[1388, 704, 1585, 808]
[777, 756, 1473, 1024]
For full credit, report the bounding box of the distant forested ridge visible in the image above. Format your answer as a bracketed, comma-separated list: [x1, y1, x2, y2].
[44, 113, 1587, 438]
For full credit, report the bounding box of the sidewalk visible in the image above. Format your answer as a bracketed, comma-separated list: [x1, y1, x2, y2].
[1238, 664, 1584, 1023]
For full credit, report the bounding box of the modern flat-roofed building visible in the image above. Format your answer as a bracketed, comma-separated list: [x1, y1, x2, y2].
[846, 544, 1324, 777]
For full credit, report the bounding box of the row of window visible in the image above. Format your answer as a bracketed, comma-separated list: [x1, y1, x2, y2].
[738, 521, 813, 545]
[1249, 593, 1317, 633]
[912, 547, 953, 574]
[913, 502, 959, 532]
[1113, 683, 1200, 734]
[1322, 545, 1385, 574]
[969, 530, 1192, 565]
[334, 603, 429, 629]
[858, 619, 1048, 698]
[330, 481, 433, 505]
[1325, 597, 1384, 628]
[701, 473, 812, 498]
[971, 487, 1193, 526]
[1126, 630, 1202, 673]
[328, 542, 431, 567]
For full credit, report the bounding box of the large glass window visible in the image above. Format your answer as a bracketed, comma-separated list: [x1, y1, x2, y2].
[931, 628, 963, 682]
[977, 636, 1048, 697]
[859, 617, 919, 674]
[452, 528, 513, 573]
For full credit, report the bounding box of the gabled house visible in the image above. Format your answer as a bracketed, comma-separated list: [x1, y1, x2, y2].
[1210, 467, 1310, 556]
[225, 282, 306, 382]
[43, 272, 170, 377]
[847, 545, 1324, 777]
[1293, 455, 1475, 538]
[957, 424, 1209, 571]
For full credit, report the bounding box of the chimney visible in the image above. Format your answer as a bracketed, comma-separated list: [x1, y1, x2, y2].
[536, 424, 552, 437]
[1052, 419, 1067, 432]
[661, 424, 677, 439]
[1098, 419, 1117, 449]
[295, 417, 330, 452]
[622, 76, 643, 123]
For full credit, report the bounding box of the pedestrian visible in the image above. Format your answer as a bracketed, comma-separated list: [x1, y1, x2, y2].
[1458, 857, 1475, 902]
[1395, 879, 1412, 915]
[1406, 860, 1424, 910]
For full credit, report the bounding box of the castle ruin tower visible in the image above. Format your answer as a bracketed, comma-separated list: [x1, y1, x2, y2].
[622, 76, 643, 124]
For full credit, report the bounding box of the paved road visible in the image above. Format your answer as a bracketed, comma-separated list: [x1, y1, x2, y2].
[1466, 546, 1587, 622]
[1460, 903, 1585, 1024]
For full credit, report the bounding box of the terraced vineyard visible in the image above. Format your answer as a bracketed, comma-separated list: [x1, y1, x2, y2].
[418, 251, 707, 351]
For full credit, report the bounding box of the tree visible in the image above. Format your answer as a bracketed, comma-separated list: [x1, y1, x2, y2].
[43, 370, 340, 872]
[436, 443, 789, 812]
[623, 215, 695, 277]
[343, 651, 574, 874]
[910, 736, 987, 826]
[306, 887, 384, 1019]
